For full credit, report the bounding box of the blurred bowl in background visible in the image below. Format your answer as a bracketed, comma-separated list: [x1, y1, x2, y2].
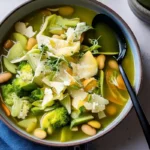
[128, 0, 150, 24]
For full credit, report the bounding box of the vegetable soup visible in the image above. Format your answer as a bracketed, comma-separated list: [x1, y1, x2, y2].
[0, 6, 134, 142]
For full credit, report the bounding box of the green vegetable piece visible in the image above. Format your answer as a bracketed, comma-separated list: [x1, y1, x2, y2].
[3, 56, 17, 74]
[79, 106, 87, 114]
[11, 99, 31, 119]
[60, 127, 72, 142]
[26, 122, 37, 133]
[47, 126, 54, 135]
[57, 16, 80, 27]
[38, 14, 80, 36]
[40, 107, 70, 130]
[1, 84, 15, 106]
[33, 74, 44, 87]
[32, 100, 42, 107]
[49, 26, 64, 35]
[100, 70, 104, 97]
[7, 42, 25, 61]
[22, 83, 37, 91]
[12, 62, 37, 96]
[31, 107, 43, 115]
[18, 117, 37, 129]
[98, 51, 119, 55]
[30, 88, 44, 101]
[60, 94, 71, 114]
[70, 115, 94, 128]
[98, 111, 106, 119]
[12, 33, 27, 49]
[1, 84, 31, 119]
[71, 110, 81, 119]
[44, 102, 60, 112]
[26, 49, 41, 71]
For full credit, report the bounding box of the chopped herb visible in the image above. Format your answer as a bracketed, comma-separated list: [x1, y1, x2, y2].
[79, 106, 87, 114]
[73, 36, 102, 58]
[73, 51, 85, 59]
[40, 44, 49, 53]
[46, 56, 62, 71]
[89, 36, 101, 45]
[46, 56, 71, 72]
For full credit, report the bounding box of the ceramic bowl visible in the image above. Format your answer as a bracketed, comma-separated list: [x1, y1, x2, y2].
[128, 0, 150, 24]
[0, 0, 142, 147]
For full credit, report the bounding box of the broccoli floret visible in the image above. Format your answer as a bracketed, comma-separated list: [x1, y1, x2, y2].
[11, 98, 31, 119]
[12, 78, 29, 97]
[1, 84, 15, 106]
[41, 107, 70, 129]
[13, 61, 37, 96]
[1, 84, 13, 97]
[1, 84, 30, 119]
[30, 88, 44, 102]
[18, 61, 28, 70]
[49, 107, 70, 129]
[17, 100, 31, 119]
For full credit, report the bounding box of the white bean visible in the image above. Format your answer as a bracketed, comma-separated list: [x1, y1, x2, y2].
[33, 128, 47, 139]
[0, 72, 12, 84]
[96, 55, 106, 69]
[58, 6, 74, 17]
[88, 120, 101, 129]
[26, 38, 37, 51]
[81, 124, 96, 136]
[108, 60, 119, 70]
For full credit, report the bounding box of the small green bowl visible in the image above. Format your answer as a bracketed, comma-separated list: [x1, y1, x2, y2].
[128, 0, 150, 24]
[138, 0, 150, 10]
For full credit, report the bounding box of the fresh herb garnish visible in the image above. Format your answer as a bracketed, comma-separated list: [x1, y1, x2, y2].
[46, 56, 71, 72]
[46, 56, 62, 71]
[40, 44, 49, 53]
[88, 36, 101, 53]
[73, 36, 102, 58]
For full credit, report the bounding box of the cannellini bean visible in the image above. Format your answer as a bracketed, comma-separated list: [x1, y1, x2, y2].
[26, 38, 37, 51]
[26, 122, 37, 133]
[81, 124, 96, 136]
[4, 40, 14, 49]
[88, 120, 101, 129]
[96, 55, 106, 69]
[108, 60, 119, 70]
[33, 128, 47, 139]
[0, 72, 12, 84]
[58, 6, 74, 17]
[106, 105, 117, 116]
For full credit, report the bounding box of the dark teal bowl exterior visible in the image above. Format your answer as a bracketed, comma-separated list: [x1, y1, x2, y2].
[0, 0, 142, 147]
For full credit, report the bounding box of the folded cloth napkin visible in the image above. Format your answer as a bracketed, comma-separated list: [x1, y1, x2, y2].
[0, 121, 59, 150]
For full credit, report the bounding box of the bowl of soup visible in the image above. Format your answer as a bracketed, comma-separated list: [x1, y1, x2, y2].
[0, 0, 142, 147]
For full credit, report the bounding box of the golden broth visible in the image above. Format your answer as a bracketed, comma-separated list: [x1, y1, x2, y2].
[4, 6, 134, 141]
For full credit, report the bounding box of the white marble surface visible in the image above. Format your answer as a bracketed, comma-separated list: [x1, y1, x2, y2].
[0, 0, 150, 150]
